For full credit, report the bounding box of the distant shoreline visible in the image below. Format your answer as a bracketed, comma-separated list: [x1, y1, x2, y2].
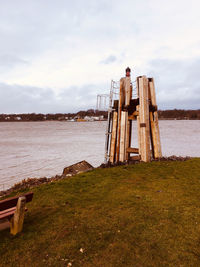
[0, 118, 199, 122]
[0, 109, 199, 121]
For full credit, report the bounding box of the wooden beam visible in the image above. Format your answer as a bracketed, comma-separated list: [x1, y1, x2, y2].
[116, 78, 124, 162]
[148, 78, 162, 158]
[125, 77, 131, 106]
[125, 112, 130, 160]
[130, 155, 141, 161]
[119, 111, 126, 162]
[125, 77, 131, 161]
[126, 148, 139, 154]
[138, 76, 151, 162]
[128, 111, 139, 120]
[136, 78, 141, 159]
[0, 192, 33, 211]
[10, 196, 26, 235]
[109, 111, 118, 163]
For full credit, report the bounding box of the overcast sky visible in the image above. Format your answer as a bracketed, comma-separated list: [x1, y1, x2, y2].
[0, 0, 199, 113]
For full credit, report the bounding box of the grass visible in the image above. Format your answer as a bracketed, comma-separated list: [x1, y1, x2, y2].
[1, 158, 200, 266]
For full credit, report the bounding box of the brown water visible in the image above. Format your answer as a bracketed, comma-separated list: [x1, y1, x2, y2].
[0, 120, 199, 190]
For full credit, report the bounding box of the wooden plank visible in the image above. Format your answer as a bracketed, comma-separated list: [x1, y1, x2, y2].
[125, 77, 131, 106]
[0, 207, 16, 220]
[130, 155, 141, 161]
[109, 111, 118, 163]
[0, 207, 27, 220]
[10, 196, 26, 235]
[0, 220, 10, 231]
[126, 148, 139, 154]
[0, 192, 33, 211]
[136, 77, 141, 159]
[125, 112, 130, 160]
[138, 76, 151, 162]
[119, 111, 126, 162]
[148, 78, 162, 158]
[149, 111, 155, 158]
[116, 78, 124, 162]
[129, 120, 132, 155]
[124, 76, 131, 161]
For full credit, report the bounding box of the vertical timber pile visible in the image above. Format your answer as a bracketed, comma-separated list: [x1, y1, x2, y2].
[124, 68, 132, 161]
[148, 78, 162, 158]
[116, 78, 124, 162]
[138, 76, 151, 162]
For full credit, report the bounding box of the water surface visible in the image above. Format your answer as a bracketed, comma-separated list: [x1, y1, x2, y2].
[0, 120, 199, 189]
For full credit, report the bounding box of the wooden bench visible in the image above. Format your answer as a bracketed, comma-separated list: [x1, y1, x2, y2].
[0, 192, 34, 235]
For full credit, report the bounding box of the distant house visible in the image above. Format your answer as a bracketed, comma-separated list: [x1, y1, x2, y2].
[99, 115, 104, 120]
[15, 116, 22, 121]
[84, 116, 94, 122]
[92, 116, 100, 121]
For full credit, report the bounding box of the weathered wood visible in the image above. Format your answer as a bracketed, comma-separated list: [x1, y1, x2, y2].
[110, 111, 118, 163]
[63, 160, 93, 176]
[0, 192, 33, 211]
[124, 77, 131, 161]
[136, 78, 141, 159]
[149, 111, 155, 158]
[130, 155, 141, 161]
[129, 120, 132, 155]
[0, 207, 28, 220]
[10, 196, 26, 235]
[128, 110, 139, 119]
[0, 207, 16, 220]
[125, 112, 130, 160]
[0, 219, 10, 231]
[125, 77, 131, 106]
[116, 78, 124, 162]
[126, 148, 139, 154]
[119, 111, 126, 162]
[138, 76, 151, 162]
[148, 78, 162, 158]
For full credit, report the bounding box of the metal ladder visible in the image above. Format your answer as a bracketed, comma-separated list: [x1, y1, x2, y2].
[104, 80, 120, 163]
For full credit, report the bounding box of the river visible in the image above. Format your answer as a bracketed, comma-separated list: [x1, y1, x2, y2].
[0, 120, 199, 190]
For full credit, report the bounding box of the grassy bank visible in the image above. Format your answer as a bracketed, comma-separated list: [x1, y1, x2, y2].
[1, 159, 200, 266]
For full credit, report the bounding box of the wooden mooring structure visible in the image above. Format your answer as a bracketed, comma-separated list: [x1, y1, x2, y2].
[105, 68, 162, 163]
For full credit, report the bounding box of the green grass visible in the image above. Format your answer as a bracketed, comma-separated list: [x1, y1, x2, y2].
[1, 159, 200, 266]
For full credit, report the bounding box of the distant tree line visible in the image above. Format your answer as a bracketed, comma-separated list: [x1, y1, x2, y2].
[0, 109, 199, 122]
[158, 109, 200, 120]
[0, 109, 108, 122]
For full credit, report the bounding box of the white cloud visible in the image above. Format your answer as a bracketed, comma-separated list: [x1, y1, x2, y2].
[0, 0, 200, 112]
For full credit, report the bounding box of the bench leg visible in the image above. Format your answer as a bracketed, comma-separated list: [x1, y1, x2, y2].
[10, 196, 26, 235]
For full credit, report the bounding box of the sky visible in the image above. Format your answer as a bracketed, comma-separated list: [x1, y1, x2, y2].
[0, 0, 200, 113]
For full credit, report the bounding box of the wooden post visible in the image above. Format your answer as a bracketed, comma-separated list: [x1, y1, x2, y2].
[138, 76, 151, 162]
[119, 111, 126, 162]
[116, 78, 124, 162]
[148, 78, 162, 158]
[10, 196, 26, 235]
[124, 77, 131, 161]
[136, 77, 141, 158]
[110, 111, 118, 163]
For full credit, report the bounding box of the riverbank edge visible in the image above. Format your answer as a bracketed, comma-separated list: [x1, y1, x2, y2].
[0, 155, 193, 198]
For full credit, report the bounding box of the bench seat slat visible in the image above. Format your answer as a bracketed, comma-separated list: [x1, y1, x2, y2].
[0, 209, 15, 220]
[0, 207, 28, 220]
[0, 207, 16, 216]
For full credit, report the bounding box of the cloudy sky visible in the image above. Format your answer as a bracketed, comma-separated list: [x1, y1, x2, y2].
[0, 0, 199, 113]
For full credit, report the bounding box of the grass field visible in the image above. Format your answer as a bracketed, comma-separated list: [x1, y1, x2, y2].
[1, 159, 200, 266]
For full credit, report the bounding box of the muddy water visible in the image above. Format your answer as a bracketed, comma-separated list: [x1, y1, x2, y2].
[0, 120, 199, 189]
